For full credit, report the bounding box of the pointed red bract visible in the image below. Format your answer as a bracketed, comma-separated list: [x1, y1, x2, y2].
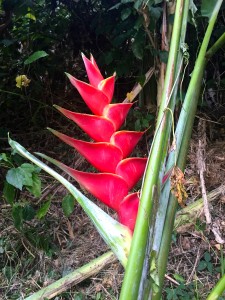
[98, 75, 115, 102]
[118, 193, 139, 232]
[110, 130, 145, 158]
[82, 53, 104, 88]
[66, 74, 110, 115]
[48, 129, 123, 173]
[55, 106, 115, 142]
[116, 158, 147, 190]
[57, 163, 129, 210]
[103, 103, 133, 130]
[91, 54, 102, 75]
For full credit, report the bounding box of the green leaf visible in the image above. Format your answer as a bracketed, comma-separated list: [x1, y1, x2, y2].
[173, 273, 185, 283]
[24, 51, 48, 65]
[3, 182, 15, 205]
[159, 50, 169, 63]
[0, 153, 9, 162]
[121, 8, 132, 21]
[204, 251, 211, 262]
[36, 200, 51, 219]
[18, 165, 33, 186]
[62, 194, 75, 217]
[131, 30, 145, 60]
[201, 0, 218, 19]
[22, 204, 36, 221]
[197, 260, 207, 271]
[25, 13, 36, 21]
[6, 168, 24, 190]
[26, 173, 41, 197]
[12, 205, 23, 229]
[149, 6, 162, 21]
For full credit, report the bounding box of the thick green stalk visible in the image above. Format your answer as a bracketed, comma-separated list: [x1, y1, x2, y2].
[24, 251, 115, 300]
[151, 0, 190, 254]
[207, 274, 225, 300]
[119, 1, 185, 299]
[139, 2, 190, 298]
[152, 1, 223, 298]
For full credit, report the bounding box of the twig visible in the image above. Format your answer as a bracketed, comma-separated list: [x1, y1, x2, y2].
[123, 67, 155, 103]
[197, 120, 211, 224]
[164, 274, 180, 286]
[186, 247, 201, 283]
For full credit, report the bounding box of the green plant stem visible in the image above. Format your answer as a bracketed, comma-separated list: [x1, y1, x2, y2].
[24, 251, 115, 300]
[119, 1, 185, 299]
[152, 1, 223, 298]
[206, 32, 225, 59]
[206, 274, 225, 300]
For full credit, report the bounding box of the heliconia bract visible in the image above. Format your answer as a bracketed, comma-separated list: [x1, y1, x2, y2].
[51, 54, 147, 232]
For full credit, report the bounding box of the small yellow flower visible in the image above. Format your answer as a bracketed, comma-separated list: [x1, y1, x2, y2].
[16, 75, 31, 89]
[126, 91, 134, 102]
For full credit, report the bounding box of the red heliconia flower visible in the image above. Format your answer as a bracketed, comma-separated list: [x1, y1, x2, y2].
[51, 54, 148, 231]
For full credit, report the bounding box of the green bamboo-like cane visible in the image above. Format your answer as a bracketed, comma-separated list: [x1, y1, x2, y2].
[8, 137, 132, 268]
[206, 273, 225, 300]
[151, 1, 224, 298]
[138, 2, 190, 298]
[151, 0, 190, 255]
[119, 1, 186, 299]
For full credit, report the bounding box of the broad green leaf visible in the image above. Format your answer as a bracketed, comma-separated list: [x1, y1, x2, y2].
[6, 168, 24, 190]
[62, 194, 75, 217]
[201, 0, 218, 19]
[36, 199, 51, 219]
[26, 173, 41, 197]
[3, 182, 15, 205]
[18, 165, 33, 186]
[20, 163, 36, 173]
[24, 51, 48, 65]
